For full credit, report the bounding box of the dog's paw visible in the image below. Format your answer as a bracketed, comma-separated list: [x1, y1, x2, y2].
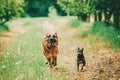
[45, 62, 48, 64]
[52, 61, 57, 66]
[80, 70, 84, 72]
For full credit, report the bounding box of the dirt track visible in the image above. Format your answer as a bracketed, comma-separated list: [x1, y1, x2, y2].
[42, 18, 120, 80]
[42, 19, 99, 80]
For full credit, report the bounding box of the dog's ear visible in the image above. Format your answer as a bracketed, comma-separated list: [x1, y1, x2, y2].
[55, 33, 57, 36]
[81, 48, 84, 50]
[45, 33, 49, 38]
[77, 47, 80, 54]
[46, 33, 49, 35]
[81, 48, 84, 53]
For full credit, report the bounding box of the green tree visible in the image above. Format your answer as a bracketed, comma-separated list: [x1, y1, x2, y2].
[25, 0, 49, 17]
[112, 0, 120, 29]
[24, 0, 66, 17]
[0, 0, 24, 25]
[57, 0, 90, 21]
[89, 0, 120, 29]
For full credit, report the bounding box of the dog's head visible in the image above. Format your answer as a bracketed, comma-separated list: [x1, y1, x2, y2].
[45, 33, 58, 46]
[77, 47, 84, 55]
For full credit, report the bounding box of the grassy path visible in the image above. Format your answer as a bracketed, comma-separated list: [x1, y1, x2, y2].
[0, 17, 120, 80]
[39, 17, 120, 80]
[42, 18, 95, 80]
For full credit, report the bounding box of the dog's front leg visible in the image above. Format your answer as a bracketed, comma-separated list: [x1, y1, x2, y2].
[48, 58, 52, 68]
[52, 56, 57, 66]
[77, 63, 79, 71]
[54, 56, 57, 66]
[81, 60, 85, 71]
[81, 64, 84, 71]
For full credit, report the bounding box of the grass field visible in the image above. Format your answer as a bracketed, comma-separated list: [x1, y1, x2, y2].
[0, 18, 52, 80]
[0, 17, 120, 80]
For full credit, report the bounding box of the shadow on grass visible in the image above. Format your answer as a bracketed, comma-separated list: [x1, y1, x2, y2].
[0, 24, 10, 33]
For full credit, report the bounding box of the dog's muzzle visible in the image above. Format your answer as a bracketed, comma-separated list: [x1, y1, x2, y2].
[49, 37, 56, 45]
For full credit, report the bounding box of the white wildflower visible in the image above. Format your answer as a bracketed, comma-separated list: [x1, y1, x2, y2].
[16, 60, 22, 65]
[15, 77, 18, 80]
[6, 52, 9, 55]
[118, 36, 120, 38]
[2, 65, 6, 69]
[17, 47, 20, 54]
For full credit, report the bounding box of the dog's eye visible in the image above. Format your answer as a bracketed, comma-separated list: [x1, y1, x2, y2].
[53, 35, 57, 38]
[48, 35, 51, 38]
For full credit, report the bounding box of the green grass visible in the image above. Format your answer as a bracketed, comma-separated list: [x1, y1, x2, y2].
[89, 21, 120, 48]
[66, 19, 81, 28]
[0, 18, 52, 80]
[80, 30, 88, 38]
[68, 18, 91, 38]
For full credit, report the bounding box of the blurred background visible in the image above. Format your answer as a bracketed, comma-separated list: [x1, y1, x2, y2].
[0, 0, 120, 28]
[0, 0, 120, 80]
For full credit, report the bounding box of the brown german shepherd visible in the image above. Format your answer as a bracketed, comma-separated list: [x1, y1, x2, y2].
[42, 33, 58, 68]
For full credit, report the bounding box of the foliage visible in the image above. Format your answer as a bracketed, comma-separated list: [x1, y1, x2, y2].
[57, 0, 91, 21]
[75, 21, 120, 48]
[89, 0, 119, 12]
[89, 0, 120, 28]
[57, 0, 89, 15]
[67, 17, 120, 48]
[24, 0, 66, 17]
[57, 0, 119, 28]
[0, 25, 10, 33]
[24, 0, 49, 17]
[0, 0, 24, 24]
[48, 6, 58, 17]
[90, 22, 120, 48]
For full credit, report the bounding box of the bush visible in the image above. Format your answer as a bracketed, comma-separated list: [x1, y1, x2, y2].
[90, 21, 120, 48]
[67, 19, 81, 27]
[80, 30, 88, 38]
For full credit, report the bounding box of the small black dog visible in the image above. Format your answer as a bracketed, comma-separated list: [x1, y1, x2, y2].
[77, 47, 86, 71]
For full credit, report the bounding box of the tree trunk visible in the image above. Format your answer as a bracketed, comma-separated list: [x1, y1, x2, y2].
[104, 11, 107, 21]
[81, 13, 87, 21]
[87, 13, 90, 22]
[67, 11, 70, 16]
[98, 10, 102, 21]
[94, 11, 97, 22]
[113, 10, 120, 29]
[104, 11, 112, 26]
[77, 14, 81, 20]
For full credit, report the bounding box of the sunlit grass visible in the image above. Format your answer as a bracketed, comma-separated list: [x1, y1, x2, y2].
[0, 18, 52, 80]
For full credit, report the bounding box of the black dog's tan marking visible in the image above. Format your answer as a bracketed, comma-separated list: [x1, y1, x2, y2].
[77, 47, 86, 71]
